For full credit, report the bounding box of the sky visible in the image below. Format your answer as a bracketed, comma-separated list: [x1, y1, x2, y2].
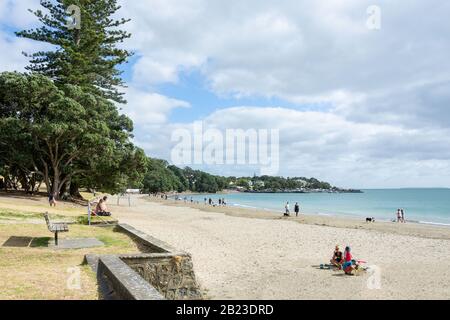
[1, 0, 450, 188]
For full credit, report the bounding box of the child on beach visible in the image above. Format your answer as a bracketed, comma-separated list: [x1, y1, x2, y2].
[343, 246, 355, 275]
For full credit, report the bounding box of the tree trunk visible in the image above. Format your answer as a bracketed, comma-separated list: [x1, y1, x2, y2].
[59, 180, 67, 199]
[52, 166, 61, 200]
[69, 182, 83, 199]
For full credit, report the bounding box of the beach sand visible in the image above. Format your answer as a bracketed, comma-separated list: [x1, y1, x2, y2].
[111, 195, 450, 300]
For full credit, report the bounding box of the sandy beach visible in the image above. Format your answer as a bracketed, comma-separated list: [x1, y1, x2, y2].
[111, 195, 450, 300]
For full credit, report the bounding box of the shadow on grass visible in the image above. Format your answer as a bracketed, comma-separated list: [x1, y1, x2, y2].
[76, 215, 118, 226]
[0, 190, 46, 201]
[2, 236, 51, 248]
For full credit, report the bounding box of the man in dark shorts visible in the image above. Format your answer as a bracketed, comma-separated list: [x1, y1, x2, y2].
[294, 202, 300, 217]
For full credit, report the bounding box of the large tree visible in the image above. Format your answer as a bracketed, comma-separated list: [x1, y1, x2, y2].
[16, 0, 132, 103]
[0, 72, 143, 198]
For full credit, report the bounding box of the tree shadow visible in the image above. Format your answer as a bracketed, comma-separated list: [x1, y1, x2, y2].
[2, 236, 50, 248]
[0, 190, 46, 201]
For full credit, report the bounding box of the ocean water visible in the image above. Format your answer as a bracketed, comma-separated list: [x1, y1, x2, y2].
[189, 189, 450, 226]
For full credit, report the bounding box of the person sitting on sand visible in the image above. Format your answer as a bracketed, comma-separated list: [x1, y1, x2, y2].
[330, 245, 343, 268]
[342, 246, 355, 275]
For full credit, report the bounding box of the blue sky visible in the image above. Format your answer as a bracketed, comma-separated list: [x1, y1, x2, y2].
[1, 0, 450, 188]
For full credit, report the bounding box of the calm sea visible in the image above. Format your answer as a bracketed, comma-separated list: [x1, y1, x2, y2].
[189, 189, 450, 226]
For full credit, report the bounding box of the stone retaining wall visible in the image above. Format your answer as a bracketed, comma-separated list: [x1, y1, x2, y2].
[98, 255, 164, 300]
[121, 253, 203, 300]
[91, 224, 203, 300]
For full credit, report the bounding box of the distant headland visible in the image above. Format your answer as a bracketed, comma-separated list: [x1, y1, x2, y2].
[141, 158, 362, 194]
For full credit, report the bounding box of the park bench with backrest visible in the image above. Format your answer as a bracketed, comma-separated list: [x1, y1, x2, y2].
[43, 212, 69, 246]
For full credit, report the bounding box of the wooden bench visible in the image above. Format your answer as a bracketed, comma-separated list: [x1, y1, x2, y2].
[43, 212, 69, 246]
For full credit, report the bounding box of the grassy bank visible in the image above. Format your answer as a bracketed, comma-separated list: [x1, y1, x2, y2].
[0, 193, 137, 300]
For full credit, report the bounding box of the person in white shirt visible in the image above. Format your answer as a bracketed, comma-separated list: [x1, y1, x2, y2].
[284, 202, 290, 216]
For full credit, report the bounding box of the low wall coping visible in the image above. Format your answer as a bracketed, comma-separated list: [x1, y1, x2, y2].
[117, 223, 183, 254]
[98, 255, 165, 300]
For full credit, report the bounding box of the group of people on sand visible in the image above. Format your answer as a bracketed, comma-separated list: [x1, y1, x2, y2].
[330, 245, 362, 275]
[204, 197, 226, 207]
[396, 208, 406, 223]
[284, 201, 300, 217]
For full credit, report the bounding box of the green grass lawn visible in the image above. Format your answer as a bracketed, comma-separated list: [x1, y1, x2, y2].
[0, 195, 139, 300]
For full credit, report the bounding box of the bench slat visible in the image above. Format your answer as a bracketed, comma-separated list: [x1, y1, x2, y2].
[44, 212, 69, 233]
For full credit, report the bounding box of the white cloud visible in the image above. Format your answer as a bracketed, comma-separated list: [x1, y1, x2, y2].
[0, 0, 53, 72]
[115, 0, 450, 187]
[131, 106, 450, 188]
[117, 0, 450, 124]
[0, 0, 40, 27]
[121, 88, 190, 125]
[132, 58, 179, 85]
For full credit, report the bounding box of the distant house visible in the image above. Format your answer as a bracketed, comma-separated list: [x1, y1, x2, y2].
[255, 180, 265, 187]
[126, 189, 141, 194]
[294, 179, 307, 186]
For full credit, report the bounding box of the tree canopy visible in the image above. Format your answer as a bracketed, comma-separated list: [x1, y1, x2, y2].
[141, 161, 229, 194]
[0, 72, 145, 197]
[16, 0, 132, 103]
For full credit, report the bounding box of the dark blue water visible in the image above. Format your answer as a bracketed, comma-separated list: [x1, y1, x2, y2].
[190, 189, 450, 225]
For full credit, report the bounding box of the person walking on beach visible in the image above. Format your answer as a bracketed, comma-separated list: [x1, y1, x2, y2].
[284, 202, 290, 216]
[396, 209, 402, 223]
[294, 202, 300, 217]
[401, 209, 405, 223]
